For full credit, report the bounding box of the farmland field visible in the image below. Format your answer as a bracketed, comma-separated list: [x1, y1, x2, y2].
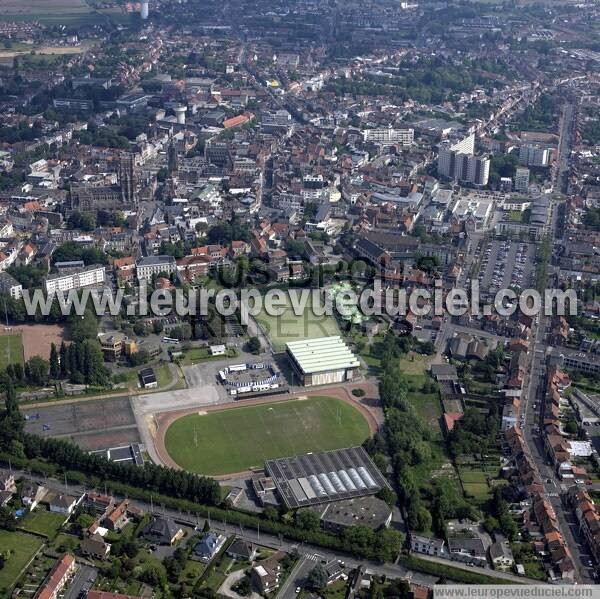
[255, 291, 341, 352]
[164, 396, 370, 475]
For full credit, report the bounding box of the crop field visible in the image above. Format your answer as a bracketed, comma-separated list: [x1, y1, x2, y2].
[255, 291, 341, 352]
[164, 396, 370, 475]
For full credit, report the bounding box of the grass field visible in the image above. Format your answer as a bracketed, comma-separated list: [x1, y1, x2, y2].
[255, 291, 341, 352]
[19, 509, 65, 539]
[0, 0, 103, 24]
[165, 396, 371, 475]
[181, 347, 238, 366]
[409, 392, 442, 426]
[0, 334, 24, 369]
[0, 530, 42, 592]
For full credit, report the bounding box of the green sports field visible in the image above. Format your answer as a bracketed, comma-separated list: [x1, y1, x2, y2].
[0, 334, 24, 370]
[255, 290, 341, 352]
[165, 396, 371, 475]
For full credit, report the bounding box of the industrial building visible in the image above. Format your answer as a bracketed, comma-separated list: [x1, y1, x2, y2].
[285, 336, 360, 386]
[265, 446, 390, 509]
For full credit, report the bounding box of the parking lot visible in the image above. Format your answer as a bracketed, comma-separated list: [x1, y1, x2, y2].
[478, 240, 536, 294]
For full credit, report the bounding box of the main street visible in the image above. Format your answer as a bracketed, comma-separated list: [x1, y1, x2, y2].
[556, 102, 575, 193]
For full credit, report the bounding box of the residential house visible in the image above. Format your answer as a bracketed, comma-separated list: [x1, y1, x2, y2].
[50, 494, 79, 515]
[410, 534, 447, 557]
[81, 533, 111, 560]
[142, 516, 184, 546]
[447, 538, 487, 566]
[489, 540, 515, 570]
[22, 484, 47, 510]
[227, 538, 256, 561]
[103, 500, 129, 532]
[33, 554, 76, 599]
[0, 469, 16, 492]
[84, 491, 114, 516]
[251, 553, 283, 594]
[195, 532, 226, 563]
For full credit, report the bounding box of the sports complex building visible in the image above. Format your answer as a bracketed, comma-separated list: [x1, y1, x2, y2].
[265, 446, 389, 509]
[218, 362, 288, 398]
[285, 336, 360, 386]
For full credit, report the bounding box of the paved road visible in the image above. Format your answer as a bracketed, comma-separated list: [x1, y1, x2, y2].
[556, 103, 575, 193]
[520, 310, 593, 584]
[277, 555, 319, 599]
[63, 564, 97, 599]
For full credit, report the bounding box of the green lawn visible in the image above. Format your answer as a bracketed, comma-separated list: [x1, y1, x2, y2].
[0, 530, 43, 592]
[165, 396, 370, 475]
[19, 509, 65, 539]
[181, 347, 238, 366]
[0, 334, 24, 369]
[0, 0, 103, 24]
[255, 291, 341, 352]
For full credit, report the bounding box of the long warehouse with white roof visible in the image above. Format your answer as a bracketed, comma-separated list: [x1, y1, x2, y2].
[285, 336, 360, 386]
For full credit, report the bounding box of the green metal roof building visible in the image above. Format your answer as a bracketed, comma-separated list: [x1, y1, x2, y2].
[285, 336, 360, 386]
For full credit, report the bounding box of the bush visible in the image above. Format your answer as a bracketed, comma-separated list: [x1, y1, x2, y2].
[352, 388, 366, 397]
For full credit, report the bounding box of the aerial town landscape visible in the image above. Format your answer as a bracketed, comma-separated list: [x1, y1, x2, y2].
[0, 0, 599, 597]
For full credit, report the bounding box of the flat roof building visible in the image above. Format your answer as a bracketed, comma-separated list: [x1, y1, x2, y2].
[286, 336, 360, 386]
[265, 446, 390, 509]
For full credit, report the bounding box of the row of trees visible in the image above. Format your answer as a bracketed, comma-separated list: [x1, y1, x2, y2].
[50, 340, 109, 386]
[22, 434, 221, 506]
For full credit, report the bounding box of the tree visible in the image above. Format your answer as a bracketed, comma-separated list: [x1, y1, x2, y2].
[49, 343, 60, 379]
[69, 310, 98, 342]
[139, 563, 167, 587]
[377, 487, 397, 507]
[75, 513, 95, 531]
[24, 356, 49, 386]
[564, 420, 578, 435]
[306, 564, 328, 591]
[59, 342, 67, 378]
[385, 579, 411, 598]
[246, 336, 261, 354]
[374, 528, 403, 562]
[295, 509, 320, 531]
[233, 576, 252, 596]
[0, 506, 16, 531]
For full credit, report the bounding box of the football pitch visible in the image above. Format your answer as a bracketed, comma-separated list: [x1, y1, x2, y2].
[0, 334, 24, 369]
[164, 396, 370, 475]
[255, 290, 341, 352]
